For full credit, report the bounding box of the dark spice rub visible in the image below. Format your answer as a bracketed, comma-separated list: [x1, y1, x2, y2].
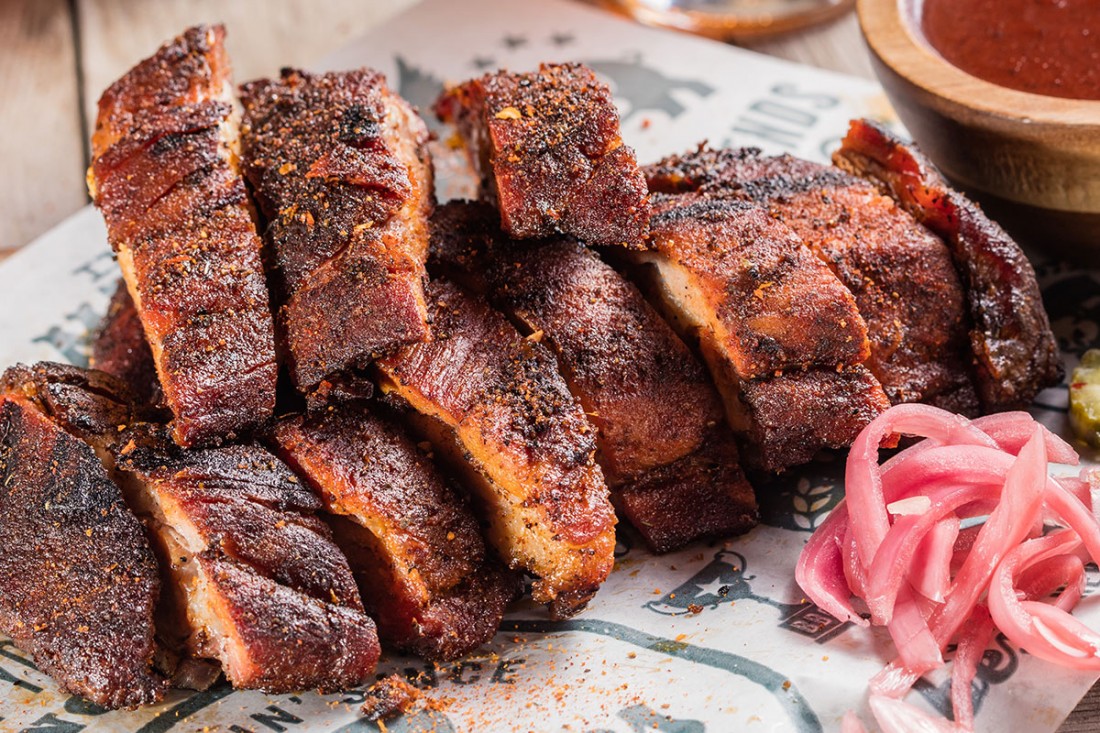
[376, 278, 616, 619]
[241, 68, 433, 391]
[114, 423, 381, 692]
[6, 363, 381, 693]
[87, 25, 278, 448]
[273, 404, 518, 661]
[647, 146, 980, 415]
[834, 119, 1062, 411]
[0, 367, 165, 709]
[626, 188, 890, 471]
[435, 63, 649, 249]
[430, 201, 756, 552]
[92, 281, 163, 411]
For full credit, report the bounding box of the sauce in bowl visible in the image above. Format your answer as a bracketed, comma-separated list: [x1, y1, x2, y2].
[921, 0, 1100, 101]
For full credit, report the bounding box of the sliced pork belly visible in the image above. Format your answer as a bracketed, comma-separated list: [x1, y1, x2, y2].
[88, 25, 277, 447]
[6, 363, 379, 692]
[91, 281, 162, 410]
[616, 432, 754, 552]
[273, 405, 518, 660]
[113, 425, 380, 692]
[0, 367, 164, 709]
[376, 279, 616, 619]
[240, 69, 432, 391]
[647, 147, 980, 414]
[434, 63, 649, 249]
[833, 119, 1062, 410]
[430, 201, 756, 552]
[628, 191, 890, 471]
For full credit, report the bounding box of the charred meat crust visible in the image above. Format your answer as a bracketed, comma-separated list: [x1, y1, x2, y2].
[273, 406, 518, 661]
[736, 367, 890, 472]
[833, 118, 1063, 410]
[429, 201, 757, 552]
[240, 68, 433, 390]
[91, 281, 164, 411]
[0, 385, 164, 709]
[435, 63, 649, 249]
[88, 25, 278, 448]
[0, 362, 140, 442]
[376, 278, 616, 619]
[114, 423, 380, 692]
[648, 146, 980, 414]
[627, 187, 891, 470]
[647, 195, 872, 376]
[614, 431, 757, 553]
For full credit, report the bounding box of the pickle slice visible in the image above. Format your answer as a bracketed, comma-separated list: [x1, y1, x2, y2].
[1069, 349, 1100, 448]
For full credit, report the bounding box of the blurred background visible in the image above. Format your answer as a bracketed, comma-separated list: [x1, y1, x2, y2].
[0, 0, 870, 257]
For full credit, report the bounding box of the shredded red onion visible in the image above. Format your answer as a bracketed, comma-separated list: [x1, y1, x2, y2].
[796, 404, 1097, 731]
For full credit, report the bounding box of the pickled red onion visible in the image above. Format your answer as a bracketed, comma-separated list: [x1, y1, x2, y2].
[796, 404, 1099, 732]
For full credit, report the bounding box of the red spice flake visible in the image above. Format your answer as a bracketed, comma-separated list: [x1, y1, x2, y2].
[359, 674, 419, 722]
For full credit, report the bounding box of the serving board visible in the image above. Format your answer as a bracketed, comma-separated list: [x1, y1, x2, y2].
[0, 0, 1098, 730]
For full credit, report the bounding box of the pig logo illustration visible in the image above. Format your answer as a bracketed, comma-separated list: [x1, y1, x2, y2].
[586, 57, 715, 122]
[644, 550, 850, 643]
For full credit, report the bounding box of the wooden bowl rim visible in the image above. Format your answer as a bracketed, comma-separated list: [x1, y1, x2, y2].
[857, 0, 1100, 127]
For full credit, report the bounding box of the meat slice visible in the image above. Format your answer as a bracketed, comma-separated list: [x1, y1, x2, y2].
[113, 425, 380, 692]
[647, 147, 980, 414]
[91, 280, 162, 410]
[628, 190, 890, 471]
[273, 404, 518, 660]
[833, 118, 1063, 410]
[0, 367, 164, 709]
[376, 279, 616, 619]
[87, 25, 277, 447]
[430, 201, 756, 552]
[7, 363, 380, 692]
[434, 63, 649, 249]
[240, 69, 432, 391]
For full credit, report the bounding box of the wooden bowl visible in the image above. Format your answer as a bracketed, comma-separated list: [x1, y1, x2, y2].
[857, 0, 1100, 262]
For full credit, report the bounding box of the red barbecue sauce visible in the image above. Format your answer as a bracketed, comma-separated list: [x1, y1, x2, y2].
[921, 0, 1100, 101]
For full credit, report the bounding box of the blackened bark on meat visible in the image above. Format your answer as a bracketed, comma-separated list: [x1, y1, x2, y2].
[91, 281, 164, 411]
[429, 201, 757, 552]
[647, 146, 980, 415]
[0, 384, 164, 709]
[435, 63, 649, 249]
[88, 25, 278, 448]
[273, 405, 518, 661]
[376, 278, 616, 619]
[240, 68, 433, 391]
[833, 119, 1062, 411]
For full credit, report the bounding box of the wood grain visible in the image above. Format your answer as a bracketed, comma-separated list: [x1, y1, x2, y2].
[857, 0, 1100, 258]
[76, 0, 417, 130]
[742, 12, 874, 80]
[0, 0, 86, 253]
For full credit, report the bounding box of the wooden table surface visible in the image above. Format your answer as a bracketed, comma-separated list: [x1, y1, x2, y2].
[0, 1, 1094, 730]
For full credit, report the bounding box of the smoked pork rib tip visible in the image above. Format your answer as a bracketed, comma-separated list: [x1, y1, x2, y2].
[833, 118, 1063, 410]
[0, 366, 165, 709]
[628, 188, 891, 471]
[376, 279, 616, 619]
[647, 147, 980, 414]
[10, 364, 380, 692]
[274, 405, 518, 660]
[113, 427, 381, 692]
[430, 201, 757, 552]
[435, 63, 649, 249]
[240, 68, 433, 391]
[87, 25, 278, 448]
[92, 281, 163, 411]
